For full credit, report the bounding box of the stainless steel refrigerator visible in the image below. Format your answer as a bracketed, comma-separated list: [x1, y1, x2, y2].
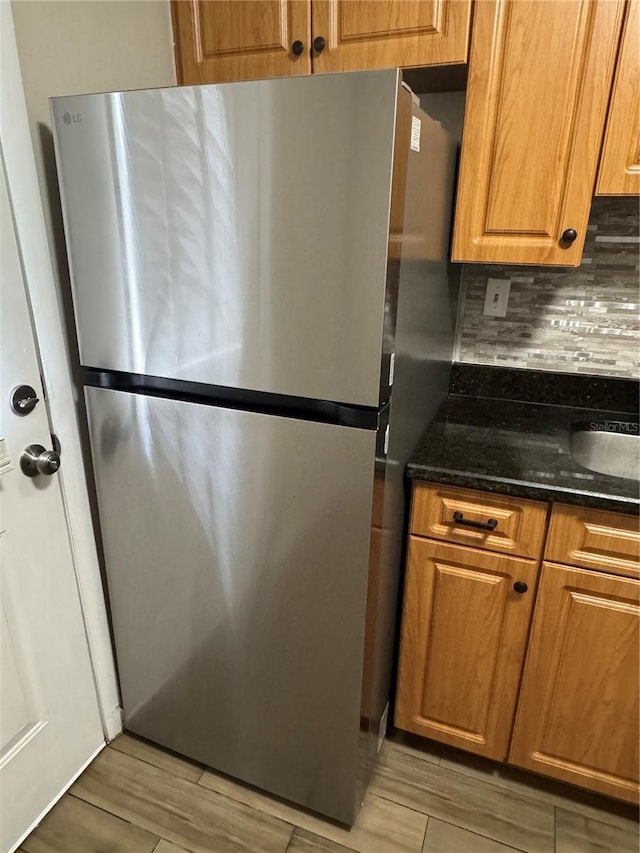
[51, 69, 458, 825]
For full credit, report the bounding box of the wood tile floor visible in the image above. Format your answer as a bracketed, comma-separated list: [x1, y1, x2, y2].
[21, 731, 639, 853]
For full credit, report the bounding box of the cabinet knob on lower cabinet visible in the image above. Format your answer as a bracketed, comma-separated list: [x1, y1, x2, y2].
[291, 40, 304, 56]
[560, 228, 578, 245]
[313, 36, 326, 52]
[513, 581, 529, 594]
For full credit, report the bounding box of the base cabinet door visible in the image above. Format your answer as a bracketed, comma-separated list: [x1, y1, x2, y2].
[395, 537, 539, 760]
[509, 562, 640, 805]
[173, 0, 312, 84]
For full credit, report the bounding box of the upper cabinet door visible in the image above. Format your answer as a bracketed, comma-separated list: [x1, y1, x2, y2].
[310, 0, 471, 73]
[452, 0, 626, 266]
[173, 1, 311, 84]
[597, 0, 640, 195]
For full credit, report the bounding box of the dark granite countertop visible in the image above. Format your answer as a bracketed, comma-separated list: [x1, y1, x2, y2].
[407, 368, 640, 515]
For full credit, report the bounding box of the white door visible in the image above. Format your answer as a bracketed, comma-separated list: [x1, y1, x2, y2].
[0, 158, 104, 852]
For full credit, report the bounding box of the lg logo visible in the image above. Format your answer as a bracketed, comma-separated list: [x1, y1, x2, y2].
[63, 112, 83, 125]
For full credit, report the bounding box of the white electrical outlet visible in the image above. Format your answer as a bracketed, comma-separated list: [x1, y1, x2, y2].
[483, 278, 511, 317]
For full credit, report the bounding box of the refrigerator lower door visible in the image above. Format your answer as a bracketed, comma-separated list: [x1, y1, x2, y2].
[85, 387, 376, 824]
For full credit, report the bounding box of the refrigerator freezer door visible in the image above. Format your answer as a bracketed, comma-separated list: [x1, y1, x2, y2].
[84, 387, 376, 824]
[52, 71, 400, 407]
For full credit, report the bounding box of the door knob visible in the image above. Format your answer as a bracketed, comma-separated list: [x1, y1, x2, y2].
[20, 444, 61, 477]
[313, 36, 326, 52]
[513, 581, 528, 594]
[560, 228, 578, 246]
[291, 40, 304, 55]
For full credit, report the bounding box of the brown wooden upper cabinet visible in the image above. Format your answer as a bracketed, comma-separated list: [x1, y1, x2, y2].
[172, 0, 470, 84]
[451, 0, 627, 267]
[310, 1, 471, 73]
[173, 1, 312, 83]
[597, 0, 640, 195]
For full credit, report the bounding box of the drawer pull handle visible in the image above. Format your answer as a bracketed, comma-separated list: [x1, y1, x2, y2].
[452, 511, 498, 531]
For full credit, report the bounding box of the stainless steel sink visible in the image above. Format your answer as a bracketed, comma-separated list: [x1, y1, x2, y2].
[570, 419, 640, 481]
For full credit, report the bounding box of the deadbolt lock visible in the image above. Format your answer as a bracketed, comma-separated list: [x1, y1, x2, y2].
[11, 385, 40, 416]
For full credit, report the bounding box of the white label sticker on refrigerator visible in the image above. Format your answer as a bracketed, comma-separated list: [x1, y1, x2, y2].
[410, 117, 421, 152]
[388, 353, 395, 386]
[384, 425, 390, 455]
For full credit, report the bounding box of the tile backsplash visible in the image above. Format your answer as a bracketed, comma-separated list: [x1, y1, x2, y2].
[454, 198, 640, 379]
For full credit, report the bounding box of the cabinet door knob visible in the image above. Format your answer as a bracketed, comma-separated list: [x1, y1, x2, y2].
[313, 36, 326, 52]
[560, 228, 578, 245]
[513, 581, 528, 594]
[291, 40, 304, 56]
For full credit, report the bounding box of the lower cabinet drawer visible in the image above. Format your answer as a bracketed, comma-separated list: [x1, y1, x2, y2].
[410, 482, 548, 559]
[545, 504, 640, 579]
[395, 536, 539, 761]
[509, 562, 640, 804]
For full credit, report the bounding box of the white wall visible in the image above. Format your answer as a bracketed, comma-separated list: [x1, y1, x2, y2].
[12, 0, 175, 177]
[12, 0, 176, 276]
[11, 0, 176, 345]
